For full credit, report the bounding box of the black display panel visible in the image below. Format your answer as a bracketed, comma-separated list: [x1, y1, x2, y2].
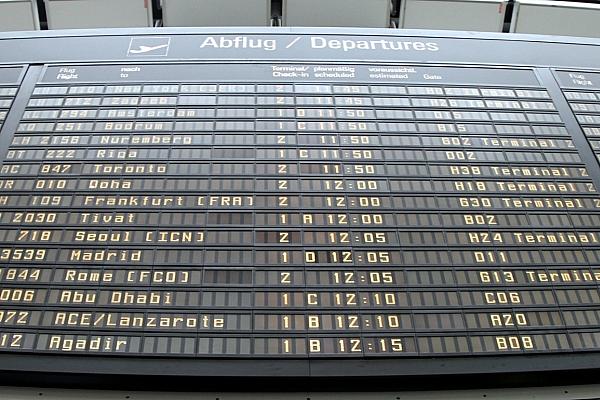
[2, 29, 600, 388]
[0, 67, 22, 133]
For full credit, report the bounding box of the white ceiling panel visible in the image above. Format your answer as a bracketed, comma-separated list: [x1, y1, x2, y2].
[512, 0, 600, 38]
[400, 0, 506, 32]
[283, 0, 390, 27]
[162, 0, 271, 27]
[0, 0, 39, 31]
[45, 0, 153, 29]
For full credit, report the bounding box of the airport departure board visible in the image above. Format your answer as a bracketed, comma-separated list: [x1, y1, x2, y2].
[1, 29, 600, 386]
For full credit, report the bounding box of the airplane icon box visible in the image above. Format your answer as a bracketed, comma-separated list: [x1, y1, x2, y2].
[127, 37, 171, 57]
